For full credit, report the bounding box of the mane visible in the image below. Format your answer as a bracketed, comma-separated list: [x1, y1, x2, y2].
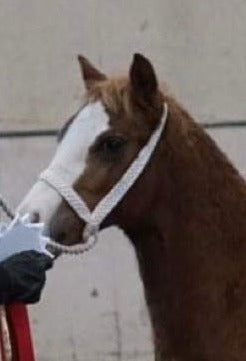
[165, 94, 246, 188]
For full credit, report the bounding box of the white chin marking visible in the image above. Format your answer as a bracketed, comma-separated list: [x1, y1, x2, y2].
[18, 101, 110, 224]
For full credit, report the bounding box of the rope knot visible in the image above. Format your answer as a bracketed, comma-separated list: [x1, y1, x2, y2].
[83, 223, 99, 243]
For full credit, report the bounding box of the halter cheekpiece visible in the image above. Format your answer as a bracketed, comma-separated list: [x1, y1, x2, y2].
[39, 102, 168, 252]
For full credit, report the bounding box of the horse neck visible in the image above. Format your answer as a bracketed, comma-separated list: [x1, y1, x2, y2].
[125, 101, 246, 361]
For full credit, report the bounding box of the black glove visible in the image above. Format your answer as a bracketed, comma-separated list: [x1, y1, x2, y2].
[0, 251, 53, 304]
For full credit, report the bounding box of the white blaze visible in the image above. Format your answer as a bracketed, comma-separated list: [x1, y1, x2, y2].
[18, 101, 109, 224]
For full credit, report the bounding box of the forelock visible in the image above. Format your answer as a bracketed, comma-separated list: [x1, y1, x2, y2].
[58, 77, 133, 142]
[87, 77, 131, 116]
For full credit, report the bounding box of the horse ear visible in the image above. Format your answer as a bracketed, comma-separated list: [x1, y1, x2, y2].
[130, 53, 158, 104]
[77, 55, 107, 89]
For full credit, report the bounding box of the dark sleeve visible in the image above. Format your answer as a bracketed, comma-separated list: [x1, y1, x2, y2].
[0, 251, 53, 305]
[0, 265, 12, 303]
[0, 265, 11, 291]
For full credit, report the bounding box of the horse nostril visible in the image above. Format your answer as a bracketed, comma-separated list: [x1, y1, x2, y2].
[31, 211, 40, 223]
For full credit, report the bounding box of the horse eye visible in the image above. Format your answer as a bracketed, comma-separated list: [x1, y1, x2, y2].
[102, 136, 125, 153]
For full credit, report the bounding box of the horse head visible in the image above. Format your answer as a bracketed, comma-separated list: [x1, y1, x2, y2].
[19, 54, 166, 245]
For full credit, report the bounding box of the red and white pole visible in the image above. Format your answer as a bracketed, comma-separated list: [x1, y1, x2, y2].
[0, 305, 35, 361]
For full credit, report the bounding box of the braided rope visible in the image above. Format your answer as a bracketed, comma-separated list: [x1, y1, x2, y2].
[38, 103, 168, 255]
[91, 103, 168, 226]
[46, 233, 98, 255]
[39, 102, 168, 244]
[39, 170, 91, 224]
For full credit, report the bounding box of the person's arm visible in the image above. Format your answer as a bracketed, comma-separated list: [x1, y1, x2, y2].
[0, 251, 53, 304]
[0, 265, 12, 302]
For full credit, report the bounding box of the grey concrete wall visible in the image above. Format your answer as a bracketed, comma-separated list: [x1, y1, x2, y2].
[1, 0, 246, 130]
[0, 1, 246, 361]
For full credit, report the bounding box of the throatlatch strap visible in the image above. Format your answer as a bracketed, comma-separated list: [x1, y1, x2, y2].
[4, 304, 35, 361]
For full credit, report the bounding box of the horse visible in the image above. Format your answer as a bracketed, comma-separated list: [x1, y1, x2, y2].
[19, 53, 246, 361]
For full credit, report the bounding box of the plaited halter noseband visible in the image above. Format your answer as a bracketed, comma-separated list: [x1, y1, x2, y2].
[38, 103, 168, 254]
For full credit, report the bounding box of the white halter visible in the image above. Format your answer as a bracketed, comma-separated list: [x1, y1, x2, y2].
[39, 103, 168, 254]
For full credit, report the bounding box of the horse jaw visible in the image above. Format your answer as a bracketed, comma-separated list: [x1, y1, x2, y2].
[18, 101, 110, 235]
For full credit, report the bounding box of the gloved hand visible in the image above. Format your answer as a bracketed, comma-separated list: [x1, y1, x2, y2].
[0, 251, 53, 304]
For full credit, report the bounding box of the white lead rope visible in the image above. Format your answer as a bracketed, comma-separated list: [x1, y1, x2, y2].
[39, 102, 168, 254]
